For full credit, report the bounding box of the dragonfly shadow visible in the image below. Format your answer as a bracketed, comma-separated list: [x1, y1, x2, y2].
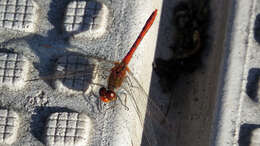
[52, 52, 96, 92]
[0, 0, 102, 90]
[66, 0, 103, 37]
[48, 0, 71, 35]
[48, 0, 103, 37]
[30, 106, 76, 144]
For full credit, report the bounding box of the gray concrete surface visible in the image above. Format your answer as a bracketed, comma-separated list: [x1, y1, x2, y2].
[0, 0, 162, 146]
[0, 0, 256, 145]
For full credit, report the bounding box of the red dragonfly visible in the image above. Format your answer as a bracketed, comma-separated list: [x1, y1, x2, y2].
[94, 9, 171, 146]
[98, 9, 158, 104]
[28, 9, 171, 146]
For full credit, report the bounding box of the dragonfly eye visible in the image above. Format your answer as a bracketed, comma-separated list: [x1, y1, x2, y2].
[107, 90, 116, 100]
[99, 87, 107, 96]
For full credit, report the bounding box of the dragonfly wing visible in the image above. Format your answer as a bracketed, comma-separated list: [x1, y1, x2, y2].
[121, 70, 173, 146]
[27, 53, 112, 93]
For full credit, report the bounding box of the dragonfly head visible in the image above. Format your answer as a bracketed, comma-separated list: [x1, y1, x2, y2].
[99, 87, 116, 102]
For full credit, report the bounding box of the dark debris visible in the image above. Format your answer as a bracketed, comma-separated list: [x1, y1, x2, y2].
[154, 0, 211, 93]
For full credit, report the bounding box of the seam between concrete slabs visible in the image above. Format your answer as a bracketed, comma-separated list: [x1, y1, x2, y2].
[234, 0, 255, 145]
[213, 0, 253, 146]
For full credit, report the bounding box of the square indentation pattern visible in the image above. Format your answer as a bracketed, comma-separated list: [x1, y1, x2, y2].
[0, 109, 19, 145]
[54, 54, 97, 93]
[0, 0, 37, 32]
[45, 112, 92, 146]
[0, 52, 28, 89]
[64, 0, 108, 37]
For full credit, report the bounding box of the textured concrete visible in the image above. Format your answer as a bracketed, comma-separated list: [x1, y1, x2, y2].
[0, 0, 161, 146]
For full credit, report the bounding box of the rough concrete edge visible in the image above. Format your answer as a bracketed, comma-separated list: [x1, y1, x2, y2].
[211, 0, 254, 146]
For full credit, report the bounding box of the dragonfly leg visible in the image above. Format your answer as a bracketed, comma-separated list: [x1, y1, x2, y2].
[83, 83, 106, 112]
[98, 98, 104, 112]
[82, 87, 103, 113]
[117, 92, 129, 111]
[103, 102, 119, 113]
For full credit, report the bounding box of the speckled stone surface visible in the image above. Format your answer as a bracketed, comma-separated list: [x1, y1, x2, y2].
[0, 0, 161, 146]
